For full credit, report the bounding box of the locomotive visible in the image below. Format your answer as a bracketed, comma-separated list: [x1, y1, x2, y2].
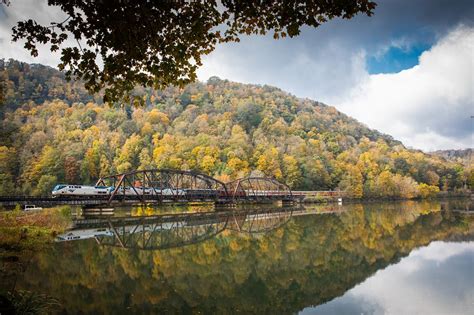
[52, 185, 112, 196]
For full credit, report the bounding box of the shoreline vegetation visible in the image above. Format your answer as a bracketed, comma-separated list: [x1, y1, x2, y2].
[0, 206, 71, 256]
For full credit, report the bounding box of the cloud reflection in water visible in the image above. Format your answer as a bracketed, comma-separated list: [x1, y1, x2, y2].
[301, 241, 474, 315]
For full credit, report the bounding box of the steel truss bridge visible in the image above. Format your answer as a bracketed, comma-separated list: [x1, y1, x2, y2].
[64, 206, 296, 250]
[0, 169, 301, 207]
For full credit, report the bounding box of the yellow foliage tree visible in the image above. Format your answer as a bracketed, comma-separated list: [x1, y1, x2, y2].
[226, 156, 250, 179]
[338, 165, 363, 198]
[256, 147, 282, 179]
[148, 109, 170, 125]
[282, 155, 301, 188]
[418, 183, 440, 198]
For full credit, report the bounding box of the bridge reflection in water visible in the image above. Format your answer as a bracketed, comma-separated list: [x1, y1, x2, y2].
[60, 206, 297, 250]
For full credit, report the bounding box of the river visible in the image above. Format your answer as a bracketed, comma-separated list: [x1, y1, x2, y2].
[2, 199, 473, 314]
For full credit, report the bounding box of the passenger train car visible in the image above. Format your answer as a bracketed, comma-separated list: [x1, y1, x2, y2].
[51, 184, 220, 198]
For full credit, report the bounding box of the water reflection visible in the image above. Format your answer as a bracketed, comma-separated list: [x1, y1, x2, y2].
[301, 241, 474, 315]
[5, 200, 474, 314]
[58, 206, 296, 250]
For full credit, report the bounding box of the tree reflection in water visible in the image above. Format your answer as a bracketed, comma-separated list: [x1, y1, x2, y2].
[9, 200, 474, 314]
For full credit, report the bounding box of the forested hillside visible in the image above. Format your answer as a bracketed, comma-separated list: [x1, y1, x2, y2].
[0, 59, 471, 197]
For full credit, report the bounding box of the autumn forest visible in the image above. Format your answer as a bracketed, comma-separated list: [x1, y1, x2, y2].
[0, 59, 472, 198]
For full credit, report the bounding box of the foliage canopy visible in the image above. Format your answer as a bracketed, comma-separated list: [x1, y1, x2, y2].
[9, 0, 376, 104]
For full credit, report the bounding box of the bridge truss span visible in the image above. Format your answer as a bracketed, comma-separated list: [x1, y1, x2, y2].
[95, 169, 229, 204]
[226, 177, 294, 202]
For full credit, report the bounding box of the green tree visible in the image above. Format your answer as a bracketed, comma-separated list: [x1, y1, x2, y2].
[0, 173, 15, 195]
[34, 174, 57, 196]
[236, 103, 263, 133]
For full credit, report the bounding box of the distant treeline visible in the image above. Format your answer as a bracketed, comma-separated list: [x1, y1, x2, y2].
[0, 59, 472, 197]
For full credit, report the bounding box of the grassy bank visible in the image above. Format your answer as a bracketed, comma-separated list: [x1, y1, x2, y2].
[0, 206, 71, 255]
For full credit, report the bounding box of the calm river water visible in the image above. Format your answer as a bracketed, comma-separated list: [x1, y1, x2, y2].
[4, 199, 474, 314]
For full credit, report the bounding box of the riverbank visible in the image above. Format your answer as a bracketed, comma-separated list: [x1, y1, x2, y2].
[0, 207, 71, 254]
[299, 190, 472, 204]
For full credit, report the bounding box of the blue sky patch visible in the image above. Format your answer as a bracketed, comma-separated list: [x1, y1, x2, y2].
[367, 43, 432, 74]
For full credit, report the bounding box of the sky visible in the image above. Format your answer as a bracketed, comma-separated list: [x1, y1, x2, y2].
[0, 0, 473, 151]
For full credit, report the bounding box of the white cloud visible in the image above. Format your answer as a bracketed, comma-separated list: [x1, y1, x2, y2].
[337, 26, 474, 151]
[197, 31, 369, 105]
[0, 0, 69, 67]
[408, 241, 474, 263]
[198, 24, 474, 151]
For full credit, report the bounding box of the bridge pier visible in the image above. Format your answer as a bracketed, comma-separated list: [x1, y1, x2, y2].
[82, 206, 115, 216]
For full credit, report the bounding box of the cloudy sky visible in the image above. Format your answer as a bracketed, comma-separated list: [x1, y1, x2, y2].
[0, 0, 473, 151]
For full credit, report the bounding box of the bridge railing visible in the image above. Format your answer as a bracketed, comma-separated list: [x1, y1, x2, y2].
[292, 191, 346, 197]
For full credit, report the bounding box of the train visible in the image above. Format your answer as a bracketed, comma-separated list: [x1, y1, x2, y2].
[51, 184, 221, 198]
[56, 222, 182, 242]
[51, 184, 290, 199]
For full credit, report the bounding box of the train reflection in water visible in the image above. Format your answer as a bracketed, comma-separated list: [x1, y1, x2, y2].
[56, 206, 298, 250]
